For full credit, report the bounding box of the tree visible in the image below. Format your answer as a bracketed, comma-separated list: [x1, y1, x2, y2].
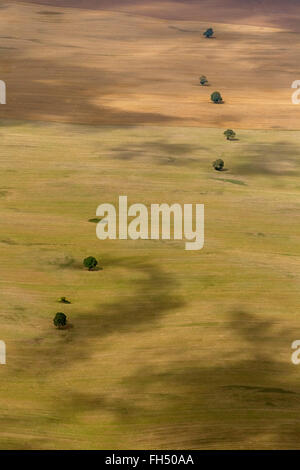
[213, 159, 224, 171]
[224, 129, 236, 140]
[53, 312, 67, 328]
[199, 75, 208, 86]
[58, 296, 71, 304]
[203, 28, 214, 38]
[211, 91, 223, 103]
[83, 256, 98, 271]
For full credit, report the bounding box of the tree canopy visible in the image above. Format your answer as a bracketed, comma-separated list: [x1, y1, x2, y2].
[83, 256, 98, 271]
[213, 159, 224, 171]
[53, 312, 67, 328]
[200, 75, 208, 86]
[224, 129, 236, 140]
[203, 28, 214, 38]
[211, 91, 223, 103]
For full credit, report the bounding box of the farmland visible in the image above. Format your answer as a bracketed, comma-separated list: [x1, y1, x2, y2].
[0, 0, 299, 449]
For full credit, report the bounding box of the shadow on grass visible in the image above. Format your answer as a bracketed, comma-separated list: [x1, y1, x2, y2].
[111, 140, 207, 165]
[235, 141, 300, 176]
[1, 51, 184, 126]
[28, 308, 300, 449]
[10, 286, 300, 448]
[103, 309, 300, 448]
[24, 255, 184, 373]
[211, 177, 247, 186]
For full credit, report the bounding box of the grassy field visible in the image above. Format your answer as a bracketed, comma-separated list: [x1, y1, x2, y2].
[0, 0, 300, 450]
[0, 120, 299, 449]
[1, 1, 300, 129]
[18, 0, 300, 31]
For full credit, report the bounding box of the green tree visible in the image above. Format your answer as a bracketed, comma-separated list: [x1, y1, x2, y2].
[211, 91, 223, 103]
[199, 75, 208, 86]
[224, 129, 236, 140]
[213, 159, 224, 171]
[83, 256, 98, 271]
[203, 28, 214, 38]
[53, 312, 67, 328]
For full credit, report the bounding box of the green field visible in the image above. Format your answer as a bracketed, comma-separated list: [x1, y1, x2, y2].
[0, 120, 299, 449]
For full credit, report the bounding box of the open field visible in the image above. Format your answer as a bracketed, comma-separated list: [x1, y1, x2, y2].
[1, 1, 300, 129]
[0, 0, 300, 450]
[19, 0, 300, 31]
[0, 120, 300, 449]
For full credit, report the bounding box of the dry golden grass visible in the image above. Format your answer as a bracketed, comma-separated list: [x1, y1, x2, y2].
[0, 122, 299, 449]
[0, 0, 300, 451]
[0, 1, 299, 129]
[18, 0, 300, 31]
